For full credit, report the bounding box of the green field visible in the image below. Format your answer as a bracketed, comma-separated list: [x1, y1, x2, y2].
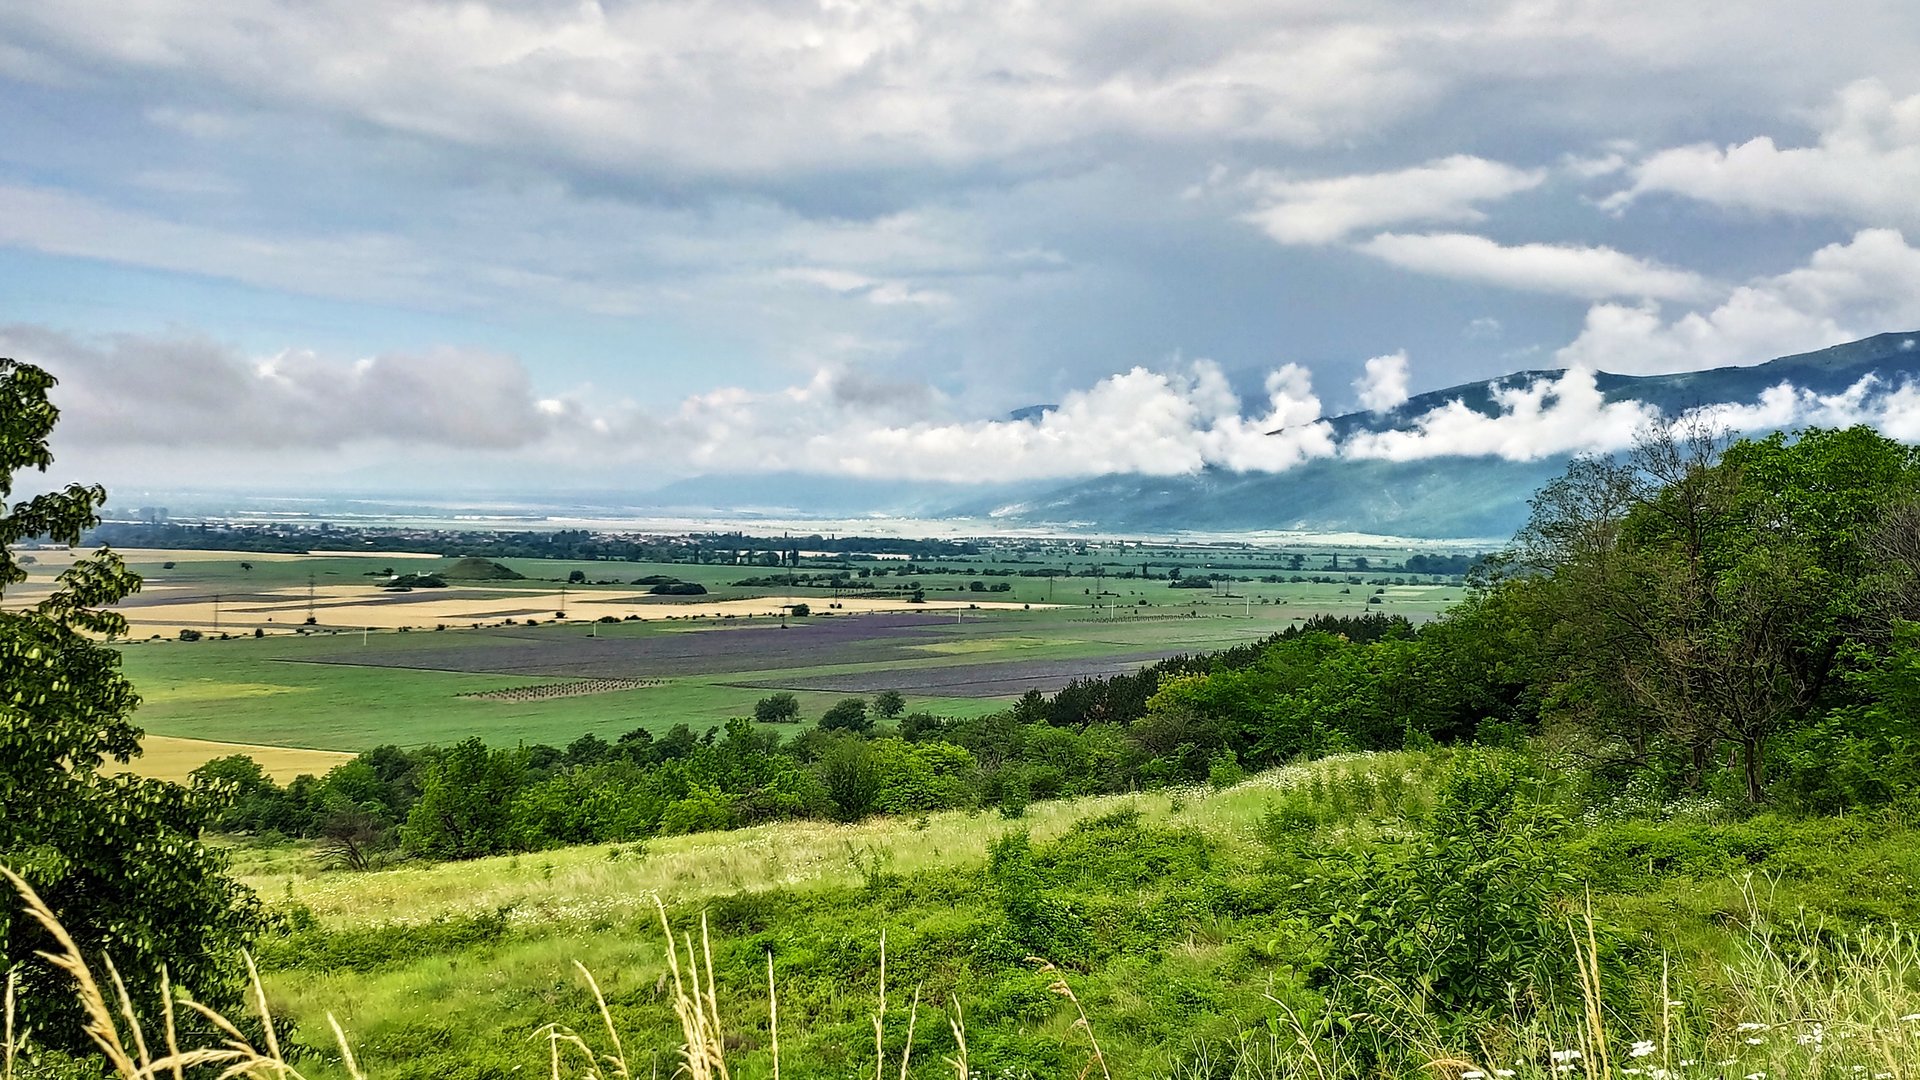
[106, 542, 1467, 761]
[113, 606, 1292, 752]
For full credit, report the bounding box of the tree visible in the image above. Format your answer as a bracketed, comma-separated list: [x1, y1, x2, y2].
[1, 358, 261, 1054]
[401, 738, 526, 859]
[819, 697, 872, 733]
[1516, 426, 1920, 800]
[567, 569, 587, 584]
[873, 689, 906, 719]
[754, 692, 802, 724]
[314, 795, 391, 872]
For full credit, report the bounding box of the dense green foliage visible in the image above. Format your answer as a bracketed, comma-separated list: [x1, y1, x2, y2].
[1505, 426, 1920, 804]
[0, 358, 261, 1057]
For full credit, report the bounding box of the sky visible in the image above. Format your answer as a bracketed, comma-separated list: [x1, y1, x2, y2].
[4, 0, 1920, 497]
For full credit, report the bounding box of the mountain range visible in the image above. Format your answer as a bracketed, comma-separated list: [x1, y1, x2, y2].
[642, 332, 1920, 540]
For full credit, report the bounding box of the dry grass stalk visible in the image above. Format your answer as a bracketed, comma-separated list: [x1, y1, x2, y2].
[5, 967, 17, 1080]
[1572, 897, 1612, 1080]
[872, 928, 887, 1080]
[1032, 959, 1111, 1080]
[898, 983, 921, 1080]
[943, 996, 969, 1080]
[765, 951, 779, 1080]
[572, 960, 633, 1079]
[1, 865, 364, 1080]
[654, 897, 727, 1080]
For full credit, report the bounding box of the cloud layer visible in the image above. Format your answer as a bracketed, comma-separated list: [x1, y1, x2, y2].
[14, 323, 1920, 493]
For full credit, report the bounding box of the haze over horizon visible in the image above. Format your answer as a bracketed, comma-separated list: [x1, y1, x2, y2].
[6, 2, 1920, 494]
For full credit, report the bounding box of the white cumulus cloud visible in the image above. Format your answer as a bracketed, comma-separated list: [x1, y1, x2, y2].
[1557, 228, 1920, 373]
[1343, 368, 1663, 463]
[1353, 351, 1411, 412]
[1356, 233, 1717, 301]
[624, 361, 1336, 482]
[1238, 156, 1546, 246]
[1684, 372, 1920, 442]
[1610, 79, 1920, 229]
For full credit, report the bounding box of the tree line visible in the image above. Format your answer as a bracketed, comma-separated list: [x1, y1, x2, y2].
[188, 611, 1407, 865]
[199, 420, 1920, 869]
[86, 522, 979, 563]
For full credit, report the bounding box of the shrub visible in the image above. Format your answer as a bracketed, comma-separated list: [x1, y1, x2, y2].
[819, 697, 871, 733]
[754, 692, 802, 723]
[1304, 750, 1584, 1058]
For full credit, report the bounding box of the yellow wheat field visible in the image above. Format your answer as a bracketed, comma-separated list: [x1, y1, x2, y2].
[118, 736, 357, 784]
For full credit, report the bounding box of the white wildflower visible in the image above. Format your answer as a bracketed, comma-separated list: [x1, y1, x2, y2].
[1551, 1050, 1582, 1063]
[1630, 1040, 1657, 1058]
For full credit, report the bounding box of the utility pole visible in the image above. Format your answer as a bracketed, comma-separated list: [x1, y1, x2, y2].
[212, 594, 221, 634]
[307, 573, 316, 623]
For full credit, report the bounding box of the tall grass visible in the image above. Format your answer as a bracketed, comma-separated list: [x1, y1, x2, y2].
[13, 753, 1920, 1078]
[1157, 891, 1920, 1080]
[5, 869, 1117, 1080]
[16, 862, 1920, 1079]
[0, 866, 365, 1080]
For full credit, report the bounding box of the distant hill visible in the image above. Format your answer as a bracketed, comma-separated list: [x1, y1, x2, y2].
[442, 557, 524, 580]
[971, 332, 1920, 539]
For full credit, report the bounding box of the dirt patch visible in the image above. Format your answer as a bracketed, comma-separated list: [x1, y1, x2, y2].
[292, 612, 963, 678]
[727, 650, 1186, 698]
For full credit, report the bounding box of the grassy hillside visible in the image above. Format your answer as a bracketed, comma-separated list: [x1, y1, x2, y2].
[205, 750, 1920, 1080]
